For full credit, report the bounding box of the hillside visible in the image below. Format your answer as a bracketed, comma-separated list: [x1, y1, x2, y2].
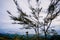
[0, 33, 60, 40]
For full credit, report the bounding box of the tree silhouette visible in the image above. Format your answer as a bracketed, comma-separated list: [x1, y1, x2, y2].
[7, 0, 42, 35]
[7, 0, 60, 40]
[43, 0, 60, 40]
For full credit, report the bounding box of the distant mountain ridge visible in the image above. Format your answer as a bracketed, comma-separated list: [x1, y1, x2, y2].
[0, 33, 60, 40]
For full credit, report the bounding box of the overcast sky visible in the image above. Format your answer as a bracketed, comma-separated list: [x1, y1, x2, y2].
[0, 0, 60, 35]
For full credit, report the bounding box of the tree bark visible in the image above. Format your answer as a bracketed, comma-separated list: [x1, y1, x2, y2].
[34, 28, 39, 40]
[44, 31, 47, 40]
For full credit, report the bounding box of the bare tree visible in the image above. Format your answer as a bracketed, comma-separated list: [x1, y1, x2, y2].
[43, 0, 60, 39]
[7, 0, 42, 39]
[7, 0, 60, 40]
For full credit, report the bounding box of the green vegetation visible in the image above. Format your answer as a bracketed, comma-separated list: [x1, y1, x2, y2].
[0, 33, 60, 40]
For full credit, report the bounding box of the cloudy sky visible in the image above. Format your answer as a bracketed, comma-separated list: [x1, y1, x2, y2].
[0, 0, 60, 35]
